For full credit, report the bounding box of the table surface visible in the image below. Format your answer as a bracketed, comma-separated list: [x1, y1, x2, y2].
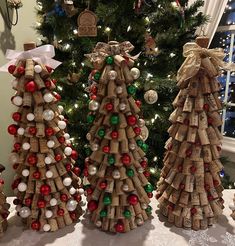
[1, 190, 235, 246]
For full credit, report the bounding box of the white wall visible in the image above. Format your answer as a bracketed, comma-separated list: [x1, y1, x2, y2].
[0, 1, 37, 195]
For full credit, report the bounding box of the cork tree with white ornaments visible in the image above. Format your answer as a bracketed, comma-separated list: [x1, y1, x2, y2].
[4, 42, 83, 232]
[156, 37, 229, 230]
[84, 41, 153, 233]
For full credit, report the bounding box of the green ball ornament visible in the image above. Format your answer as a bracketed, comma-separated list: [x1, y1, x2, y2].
[144, 183, 154, 193]
[141, 143, 149, 152]
[100, 210, 107, 218]
[123, 210, 132, 219]
[126, 168, 134, 177]
[127, 85, 137, 95]
[137, 139, 143, 147]
[87, 114, 95, 124]
[94, 71, 101, 81]
[110, 115, 119, 125]
[146, 205, 152, 214]
[98, 128, 105, 138]
[108, 155, 115, 165]
[103, 195, 112, 205]
[85, 147, 92, 156]
[106, 56, 114, 65]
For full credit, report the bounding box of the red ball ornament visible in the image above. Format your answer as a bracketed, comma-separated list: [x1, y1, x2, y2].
[128, 194, 138, 205]
[115, 223, 125, 233]
[33, 171, 41, 179]
[127, 115, 137, 126]
[57, 209, 65, 216]
[54, 92, 61, 101]
[105, 103, 114, 111]
[208, 195, 213, 201]
[40, 184, 51, 196]
[25, 81, 37, 93]
[134, 127, 141, 135]
[27, 154, 37, 166]
[60, 194, 68, 202]
[73, 167, 81, 176]
[213, 180, 220, 186]
[52, 79, 57, 84]
[28, 126, 37, 135]
[13, 143, 21, 152]
[8, 124, 18, 135]
[74, 194, 82, 202]
[46, 65, 53, 73]
[12, 112, 21, 122]
[99, 181, 107, 190]
[121, 154, 131, 166]
[147, 192, 153, 198]
[13, 163, 19, 170]
[70, 212, 77, 221]
[83, 168, 89, 177]
[102, 146, 110, 153]
[31, 221, 40, 231]
[91, 85, 97, 95]
[45, 127, 54, 137]
[25, 198, 32, 206]
[87, 200, 98, 212]
[205, 184, 210, 191]
[140, 160, 148, 169]
[143, 171, 150, 178]
[17, 66, 25, 75]
[58, 136, 65, 144]
[190, 165, 197, 174]
[135, 100, 142, 108]
[90, 95, 97, 100]
[55, 154, 62, 162]
[11, 178, 21, 190]
[86, 187, 93, 195]
[203, 103, 210, 111]
[191, 208, 197, 215]
[186, 149, 192, 157]
[8, 65, 16, 74]
[37, 199, 46, 208]
[0, 179, 4, 185]
[66, 163, 72, 171]
[44, 80, 51, 89]
[71, 150, 78, 160]
[111, 131, 118, 139]
[208, 117, 213, 125]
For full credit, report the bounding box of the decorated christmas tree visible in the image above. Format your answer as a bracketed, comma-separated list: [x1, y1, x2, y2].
[156, 37, 225, 230]
[0, 164, 10, 237]
[6, 42, 83, 232]
[84, 41, 153, 233]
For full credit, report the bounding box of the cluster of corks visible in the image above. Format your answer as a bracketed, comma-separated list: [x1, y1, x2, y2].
[7, 42, 83, 232]
[0, 164, 10, 237]
[84, 41, 153, 233]
[156, 37, 224, 230]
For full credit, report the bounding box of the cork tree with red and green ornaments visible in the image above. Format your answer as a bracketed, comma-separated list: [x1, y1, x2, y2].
[84, 41, 153, 233]
[6, 42, 83, 232]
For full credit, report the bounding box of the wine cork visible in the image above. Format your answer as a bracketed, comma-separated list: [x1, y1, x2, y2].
[205, 94, 218, 112]
[183, 217, 192, 229]
[29, 138, 38, 153]
[107, 80, 116, 98]
[208, 111, 223, 127]
[179, 191, 189, 207]
[34, 106, 44, 122]
[210, 78, 221, 93]
[169, 108, 182, 123]
[90, 151, 104, 163]
[103, 115, 110, 127]
[184, 175, 194, 192]
[54, 177, 64, 191]
[39, 138, 50, 153]
[115, 64, 125, 85]
[195, 94, 204, 112]
[128, 97, 140, 114]
[202, 145, 212, 163]
[200, 192, 208, 206]
[188, 78, 199, 97]
[97, 84, 106, 97]
[107, 206, 115, 219]
[175, 124, 188, 142]
[36, 122, 45, 137]
[210, 200, 223, 216]
[119, 113, 127, 128]
[34, 73, 45, 90]
[187, 127, 197, 143]
[169, 190, 181, 204]
[97, 162, 107, 178]
[111, 191, 119, 206]
[117, 83, 128, 98]
[38, 63, 50, 80]
[48, 218, 59, 232]
[176, 112, 187, 124]
[195, 175, 204, 193]
[47, 120, 60, 133]
[191, 146, 201, 161]
[121, 139, 129, 153]
[56, 216, 66, 229]
[23, 92, 32, 108]
[33, 91, 44, 106]
[50, 136, 61, 149]
[165, 169, 176, 185]
[168, 124, 180, 138]
[178, 141, 191, 158]
[191, 192, 200, 206]
[198, 111, 208, 129]
[206, 127, 219, 145]
[211, 145, 220, 159]
[105, 179, 114, 193]
[110, 140, 119, 154]
[214, 92, 222, 110]
[189, 110, 199, 127]
[173, 89, 187, 107]
[200, 75, 211, 94]
[171, 173, 184, 190]
[115, 180, 124, 195]
[17, 75, 26, 92]
[183, 96, 193, 112]
[13, 60, 26, 77]
[36, 153, 45, 168]
[100, 65, 113, 84]
[198, 129, 210, 145]
[126, 126, 136, 139]
[201, 57, 218, 77]
[114, 55, 126, 67]
[25, 59, 35, 79]
[125, 178, 135, 191]
[172, 206, 182, 218]
[117, 128, 126, 141]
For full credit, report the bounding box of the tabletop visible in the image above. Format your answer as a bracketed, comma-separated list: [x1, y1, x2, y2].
[1, 190, 235, 246]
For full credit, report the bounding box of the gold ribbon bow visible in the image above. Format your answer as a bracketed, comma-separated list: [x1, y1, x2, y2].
[177, 42, 235, 83]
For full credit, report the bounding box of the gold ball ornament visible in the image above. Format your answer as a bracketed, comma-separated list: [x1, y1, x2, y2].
[144, 90, 158, 104]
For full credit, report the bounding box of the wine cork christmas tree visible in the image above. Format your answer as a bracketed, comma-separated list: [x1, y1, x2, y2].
[0, 164, 10, 237]
[156, 37, 225, 230]
[84, 41, 153, 233]
[6, 42, 83, 232]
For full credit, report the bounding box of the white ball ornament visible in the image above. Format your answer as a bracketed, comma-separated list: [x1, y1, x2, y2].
[43, 93, 54, 103]
[18, 182, 27, 192]
[22, 143, 30, 150]
[69, 187, 76, 195]
[116, 86, 123, 94]
[144, 90, 158, 104]
[45, 156, 52, 165]
[12, 96, 23, 106]
[59, 115, 64, 120]
[45, 210, 53, 218]
[95, 220, 102, 228]
[46, 170, 53, 178]
[66, 199, 78, 211]
[129, 143, 136, 150]
[64, 147, 72, 156]
[26, 113, 35, 121]
[50, 198, 57, 206]
[141, 203, 148, 210]
[108, 70, 117, 80]
[63, 177, 72, 186]
[17, 127, 25, 136]
[58, 121, 66, 130]
[43, 224, 51, 232]
[43, 109, 55, 121]
[34, 65, 43, 73]
[119, 103, 126, 111]
[229, 203, 235, 211]
[88, 165, 97, 176]
[112, 169, 121, 179]
[122, 184, 129, 192]
[47, 140, 55, 148]
[138, 167, 144, 173]
[91, 143, 99, 151]
[64, 133, 70, 140]
[130, 67, 140, 80]
[136, 218, 144, 226]
[89, 100, 99, 111]
[78, 188, 84, 195]
[22, 169, 30, 177]
[58, 105, 64, 113]
[65, 140, 71, 145]
[19, 207, 31, 218]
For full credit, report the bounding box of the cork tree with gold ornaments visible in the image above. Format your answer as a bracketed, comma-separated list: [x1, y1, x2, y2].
[4, 42, 83, 232]
[84, 41, 153, 233]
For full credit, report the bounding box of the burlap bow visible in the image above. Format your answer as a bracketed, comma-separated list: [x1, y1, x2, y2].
[85, 41, 139, 63]
[177, 42, 235, 83]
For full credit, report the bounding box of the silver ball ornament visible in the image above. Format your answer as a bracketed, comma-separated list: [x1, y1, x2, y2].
[19, 207, 31, 218]
[91, 143, 99, 151]
[88, 165, 97, 176]
[108, 70, 117, 80]
[112, 169, 121, 179]
[43, 109, 55, 121]
[144, 90, 158, 104]
[130, 67, 140, 80]
[116, 86, 123, 94]
[43, 224, 51, 232]
[89, 100, 99, 111]
[66, 199, 78, 211]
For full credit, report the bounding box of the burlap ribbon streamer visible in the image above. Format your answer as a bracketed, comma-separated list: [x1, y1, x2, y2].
[85, 41, 139, 63]
[177, 42, 235, 83]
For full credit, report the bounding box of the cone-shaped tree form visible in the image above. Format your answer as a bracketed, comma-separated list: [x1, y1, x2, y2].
[6, 43, 83, 232]
[0, 164, 10, 237]
[156, 37, 225, 230]
[84, 41, 153, 233]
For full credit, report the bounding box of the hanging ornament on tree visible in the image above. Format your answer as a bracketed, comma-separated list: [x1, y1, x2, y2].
[61, 0, 78, 17]
[144, 90, 158, 104]
[67, 72, 81, 84]
[140, 126, 149, 141]
[144, 32, 159, 56]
